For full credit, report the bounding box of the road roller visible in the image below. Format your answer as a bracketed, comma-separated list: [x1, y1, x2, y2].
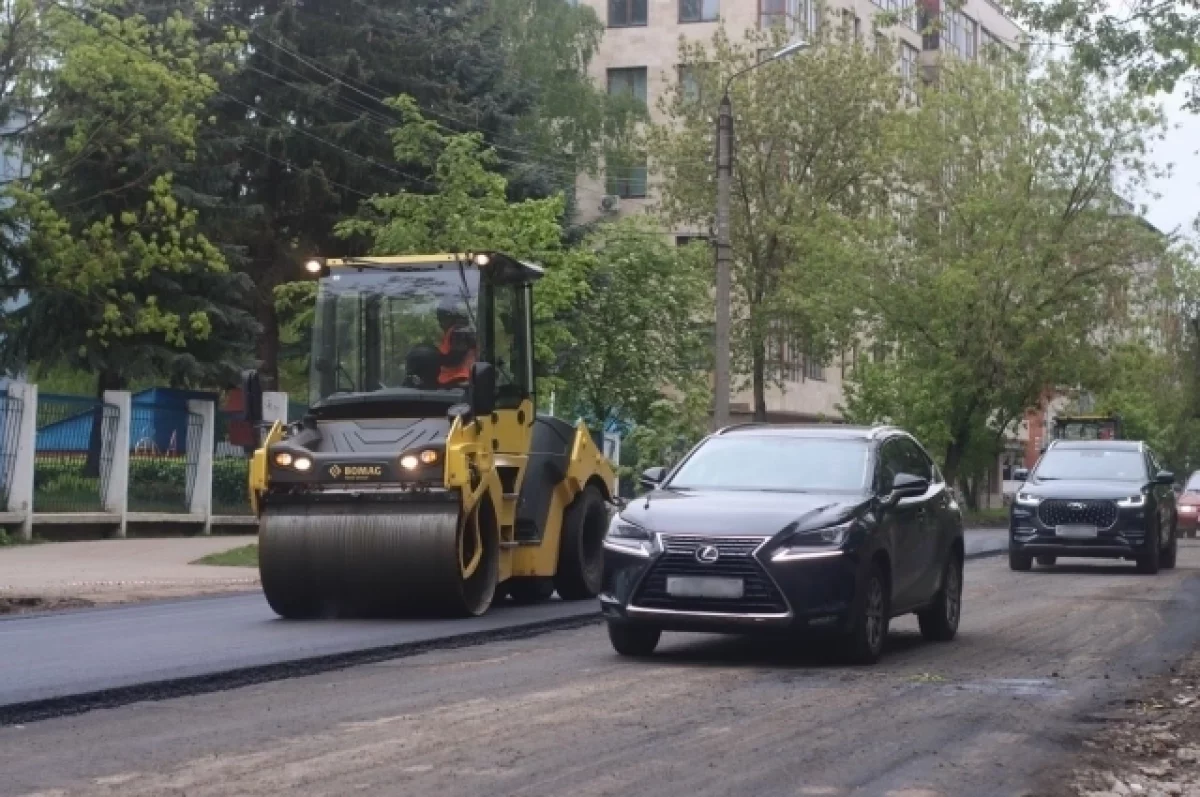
[244, 252, 617, 618]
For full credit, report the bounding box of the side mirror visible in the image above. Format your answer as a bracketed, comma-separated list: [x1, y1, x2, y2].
[639, 467, 667, 490]
[1156, 470, 1175, 486]
[468, 361, 497, 418]
[889, 472, 929, 503]
[1013, 468, 1029, 482]
[243, 369, 263, 426]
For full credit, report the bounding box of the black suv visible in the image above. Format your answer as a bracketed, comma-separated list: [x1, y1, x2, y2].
[600, 425, 965, 664]
[1009, 440, 1177, 574]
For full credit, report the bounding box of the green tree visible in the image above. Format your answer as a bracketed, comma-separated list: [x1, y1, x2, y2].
[546, 221, 711, 429]
[649, 28, 899, 420]
[329, 99, 710, 439]
[842, 58, 1171, 486]
[205, 0, 634, 389]
[1012, 0, 1200, 109]
[0, 0, 257, 393]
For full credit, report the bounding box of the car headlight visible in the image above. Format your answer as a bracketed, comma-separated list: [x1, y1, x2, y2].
[603, 519, 657, 558]
[1117, 494, 1146, 508]
[771, 522, 853, 562]
[1015, 492, 1042, 506]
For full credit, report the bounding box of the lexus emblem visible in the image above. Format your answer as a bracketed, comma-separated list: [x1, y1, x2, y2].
[695, 545, 720, 564]
[1068, 502, 1085, 511]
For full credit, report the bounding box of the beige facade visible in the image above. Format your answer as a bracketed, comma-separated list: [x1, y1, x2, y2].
[576, 0, 1024, 422]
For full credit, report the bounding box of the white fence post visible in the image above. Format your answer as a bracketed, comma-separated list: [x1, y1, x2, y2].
[7, 382, 37, 541]
[188, 398, 215, 534]
[262, 391, 288, 425]
[103, 390, 131, 538]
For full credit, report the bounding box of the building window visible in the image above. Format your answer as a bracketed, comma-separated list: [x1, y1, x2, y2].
[606, 152, 648, 198]
[942, 9, 977, 58]
[608, 0, 647, 27]
[680, 0, 718, 23]
[804, 352, 825, 382]
[899, 41, 919, 102]
[607, 67, 648, 107]
[678, 64, 706, 104]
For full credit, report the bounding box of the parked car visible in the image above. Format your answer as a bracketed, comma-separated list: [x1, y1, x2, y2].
[1177, 471, 1200, 538]
[1008, 440, 1177, 573]
[599, 424, 964, 665]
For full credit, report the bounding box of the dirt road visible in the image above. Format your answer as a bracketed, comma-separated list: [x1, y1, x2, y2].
[4, 546, 1200, 797]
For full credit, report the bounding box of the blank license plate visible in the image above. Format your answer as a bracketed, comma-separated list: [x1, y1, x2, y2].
[667, 576, 744, 599]
[1057, 525, 1099, 539]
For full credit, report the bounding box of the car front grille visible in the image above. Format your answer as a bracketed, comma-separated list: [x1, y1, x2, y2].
[633, 534, 789, 615]
[1038, 499, 1118, 529]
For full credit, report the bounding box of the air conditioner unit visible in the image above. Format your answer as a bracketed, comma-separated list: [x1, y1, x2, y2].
[600, 194, 620, 213]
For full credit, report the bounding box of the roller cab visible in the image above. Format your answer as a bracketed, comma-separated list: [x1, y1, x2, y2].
[247, 253, 615, 619]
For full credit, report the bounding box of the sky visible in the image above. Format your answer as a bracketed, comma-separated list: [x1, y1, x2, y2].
[1146, 85, 1200, 239]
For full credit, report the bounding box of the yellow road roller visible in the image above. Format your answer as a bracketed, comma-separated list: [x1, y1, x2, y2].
[244, 252, 616, 618]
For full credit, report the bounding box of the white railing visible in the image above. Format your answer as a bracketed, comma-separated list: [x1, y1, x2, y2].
[1, 385, 288, 540]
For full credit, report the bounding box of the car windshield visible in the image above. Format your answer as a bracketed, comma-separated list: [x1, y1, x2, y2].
[309, 265, 480, 405]
[667, 437, 870, 492]
[1033, 449, 1147, 482]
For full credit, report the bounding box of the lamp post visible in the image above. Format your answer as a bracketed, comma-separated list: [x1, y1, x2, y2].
[712, 38, 810, 431]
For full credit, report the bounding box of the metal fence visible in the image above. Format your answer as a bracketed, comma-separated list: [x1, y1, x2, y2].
[212, 410, 253, 515]
[127, 404, 204, 514]
[0, 393, 24, 506]
[34, 395, 118, 513]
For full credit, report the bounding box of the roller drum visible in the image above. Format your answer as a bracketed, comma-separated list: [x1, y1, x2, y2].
[259, 502, 496, 618]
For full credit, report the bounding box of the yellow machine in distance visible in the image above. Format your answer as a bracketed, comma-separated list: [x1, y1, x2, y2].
[245, 252, 616, 618]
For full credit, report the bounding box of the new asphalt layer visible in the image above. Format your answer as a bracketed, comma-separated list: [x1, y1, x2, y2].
[0, 529, 1008, 724]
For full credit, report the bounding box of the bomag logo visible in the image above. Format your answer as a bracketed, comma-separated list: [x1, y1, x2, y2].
[328, 464, 383, 481]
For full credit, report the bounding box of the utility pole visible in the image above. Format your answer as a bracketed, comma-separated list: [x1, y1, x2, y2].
[713, 93, 734, 432]
[709, 38, 809, 433]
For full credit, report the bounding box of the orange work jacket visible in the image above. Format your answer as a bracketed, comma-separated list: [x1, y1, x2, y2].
[438, 326, 476, 385]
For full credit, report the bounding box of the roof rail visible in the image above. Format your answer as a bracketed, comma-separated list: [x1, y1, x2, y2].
[867, 425, 901, 440]
[714, 422, 769, 436]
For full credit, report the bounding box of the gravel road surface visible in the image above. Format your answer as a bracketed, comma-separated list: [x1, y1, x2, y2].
[3, 542, 1199, 797]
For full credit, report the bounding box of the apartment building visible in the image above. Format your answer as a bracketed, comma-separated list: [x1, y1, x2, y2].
[575, 0, 1025, 423]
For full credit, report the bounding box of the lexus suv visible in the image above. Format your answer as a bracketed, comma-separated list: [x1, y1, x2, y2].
[1009, 440, 1177, 574]
[599, 425, 965, 665]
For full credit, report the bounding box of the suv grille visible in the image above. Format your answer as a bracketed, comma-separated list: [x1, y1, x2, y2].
[1038, 499, 1118, 529]
[633, 535, 788, 615]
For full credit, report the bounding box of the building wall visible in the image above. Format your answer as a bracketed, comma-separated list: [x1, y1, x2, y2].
[577, 0, 1024, 422]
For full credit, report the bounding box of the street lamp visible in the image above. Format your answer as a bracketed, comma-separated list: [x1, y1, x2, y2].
[712, 38, 810, 431]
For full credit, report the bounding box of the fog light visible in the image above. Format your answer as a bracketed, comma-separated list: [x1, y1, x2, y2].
[293, 457, 313, 472]
[400, 455, 419, 470]
[274, 452, 293, 467]
[420, 449, 438, 465]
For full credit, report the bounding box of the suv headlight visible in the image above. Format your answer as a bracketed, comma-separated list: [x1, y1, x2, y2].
[1015, 492, 1042, 506]
[603, 519, 657, 558]
[1117, 494, 1146, 508]
[771, 522, 853, 562]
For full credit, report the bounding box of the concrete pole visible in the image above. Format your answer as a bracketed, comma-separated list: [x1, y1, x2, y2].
[102, 390, 131, 538]
[188, 399, 215, 534]
[7, 382, 37, 541]
[713, 92, 734, 432]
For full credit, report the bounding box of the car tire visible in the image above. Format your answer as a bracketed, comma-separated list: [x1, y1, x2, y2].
[1036, 555, 1057, 567]
[607, 622, 661, 657]
[841, 563, 889, 665]
[1136, 529, 1161, 575]
[1162, 527, 1178, 570]
[918, 553, 962, 643]
[1009, 550, 1032, 571]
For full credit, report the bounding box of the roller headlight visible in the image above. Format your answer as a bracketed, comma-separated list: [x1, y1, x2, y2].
[772, 522, 853, 562]
[293, 457, 313, 472]
[1117, 494, 1146, 508]
[400, 455, 419, 470]
[273, 452, 293, 468]
[420, 449, 439, 465]
[603, 519, 657, 558]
